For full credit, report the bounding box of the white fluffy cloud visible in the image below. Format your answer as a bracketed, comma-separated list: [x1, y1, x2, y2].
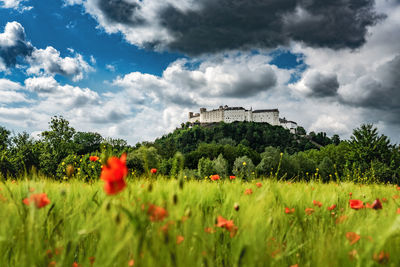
[0, 78, 29, 103]
[26, 46, 94, 81]
[114, 54, 291, 106]
[0, 21, 93, 81]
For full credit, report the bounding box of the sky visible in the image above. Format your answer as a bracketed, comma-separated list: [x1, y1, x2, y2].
[0, 0, 399, 145]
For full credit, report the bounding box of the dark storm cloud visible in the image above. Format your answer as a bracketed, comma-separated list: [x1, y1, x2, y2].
[285, 0, 384, 50]
[97, 0, 145, 25]
[340, 55, 400, 122]
[141, 0, 381, 55]
[305, 72, 339, 97]
[0, 22, 33, 67]
[220, 70, 277, 98]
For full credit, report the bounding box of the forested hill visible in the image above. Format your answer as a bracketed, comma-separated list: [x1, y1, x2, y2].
[152, 122, 334, 158]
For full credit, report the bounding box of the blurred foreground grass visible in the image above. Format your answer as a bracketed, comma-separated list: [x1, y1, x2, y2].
[0, 176, 399, 267]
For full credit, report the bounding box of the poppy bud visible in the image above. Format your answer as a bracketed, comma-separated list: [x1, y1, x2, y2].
[179, 178, 184, 190]
[234, 202, 240, 211]
[173, 194, 178, 205]
[115, 213, 121, 224]
[106, 202, 111, 211]
[66, 165, 74, 177]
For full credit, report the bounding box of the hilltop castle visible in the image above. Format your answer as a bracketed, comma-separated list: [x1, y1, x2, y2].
[188, 105, 298, 133]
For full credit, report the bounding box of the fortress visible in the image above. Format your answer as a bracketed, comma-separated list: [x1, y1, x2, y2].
[188, 105, 298, 133]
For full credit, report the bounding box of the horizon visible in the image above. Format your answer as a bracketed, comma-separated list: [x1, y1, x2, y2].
[0, 0, 399, 145]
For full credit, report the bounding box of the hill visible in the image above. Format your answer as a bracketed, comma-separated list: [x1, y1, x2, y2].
[153, 121, 322, 158]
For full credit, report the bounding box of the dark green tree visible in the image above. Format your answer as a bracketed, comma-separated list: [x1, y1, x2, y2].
[348, 124, 393, 167]
[39, 116, 77, 176]
[73, 132, 103, 155]
[0, 126, 11, 151]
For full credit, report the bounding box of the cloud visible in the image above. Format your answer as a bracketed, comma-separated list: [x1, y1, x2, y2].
[25, 76, 59, 93]
[0, 21, 33, 68]
[0, 0, 32, 12]
[26, 46, 94, 81]
[0, 21, 93, 81]
[114, 54, 288, 107]
[0, 78, 29, 103]
[70, 0, 383, 55]
[291, 70, 339, 97]
[289, 2, 400, 140]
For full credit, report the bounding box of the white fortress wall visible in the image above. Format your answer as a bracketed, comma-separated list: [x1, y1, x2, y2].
[190, 106, 296, 130]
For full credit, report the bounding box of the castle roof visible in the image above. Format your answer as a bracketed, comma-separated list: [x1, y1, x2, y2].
[253, 109, 279, 113]
[224, 107, 246, 111]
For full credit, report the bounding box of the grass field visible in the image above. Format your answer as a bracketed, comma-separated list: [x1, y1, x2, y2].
[0, 176, 399, 267]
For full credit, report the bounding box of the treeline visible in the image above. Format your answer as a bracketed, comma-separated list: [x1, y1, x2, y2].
[0, 117, 399, 184]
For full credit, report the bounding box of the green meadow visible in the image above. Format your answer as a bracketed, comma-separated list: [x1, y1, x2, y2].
[1, 176, 399, 267]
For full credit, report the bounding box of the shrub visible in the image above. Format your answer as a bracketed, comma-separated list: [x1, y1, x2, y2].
[233, 156, 255, 180]
[56, 154, 80, 180]
[171, 152, 185, 178]
[213, 154, 229, 177]
[198, 157, 216, 179]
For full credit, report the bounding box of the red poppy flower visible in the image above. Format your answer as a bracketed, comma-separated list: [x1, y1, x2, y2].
[346, 232, 360, 245]
[313, 200, 322, 207]
[349, 199, 364, 210]
[216, 216, 238, 237]
[100, 154, 128, 195]
[23, 193, 51, 208]
[89, 256, 95, 266]
[72, 262, 81, 267]
[371, 199, 383, 210]
[128, 259, 135, 266]
[373, 251, 389, 264]
[150, 168, 157, 174]
[381, 197, 388, 202]
[349, 192, 353, 197]
[176, 235, 184, 244]
[89, 156, 99, 162]
[244, 188, 253, 195]
[397, 208, 400, 214]
[305, 208, 314, 215]
[327, 204, 336, 211]
[285, 207, 295, 214]
[256, 182, 262, 188]
[210, 174, 220, 181]
[147, 204, 168, 222]
[229, 175, 236, 180]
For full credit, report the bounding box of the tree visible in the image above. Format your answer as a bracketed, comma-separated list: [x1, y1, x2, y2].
[0, 126, 11, 151]
[213, 154, 229, 177]
[233, 156, 255, 180]
[9, 132, 40, 173]
[170, 152, 184, 178]
[296, 126, 306, 136]
[332, 134, 340, 145]
[198, 157, 215, 178]
[39, 116, 77, 176]
[73, 132, 103, 155]
[348, 124, 393, 167]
